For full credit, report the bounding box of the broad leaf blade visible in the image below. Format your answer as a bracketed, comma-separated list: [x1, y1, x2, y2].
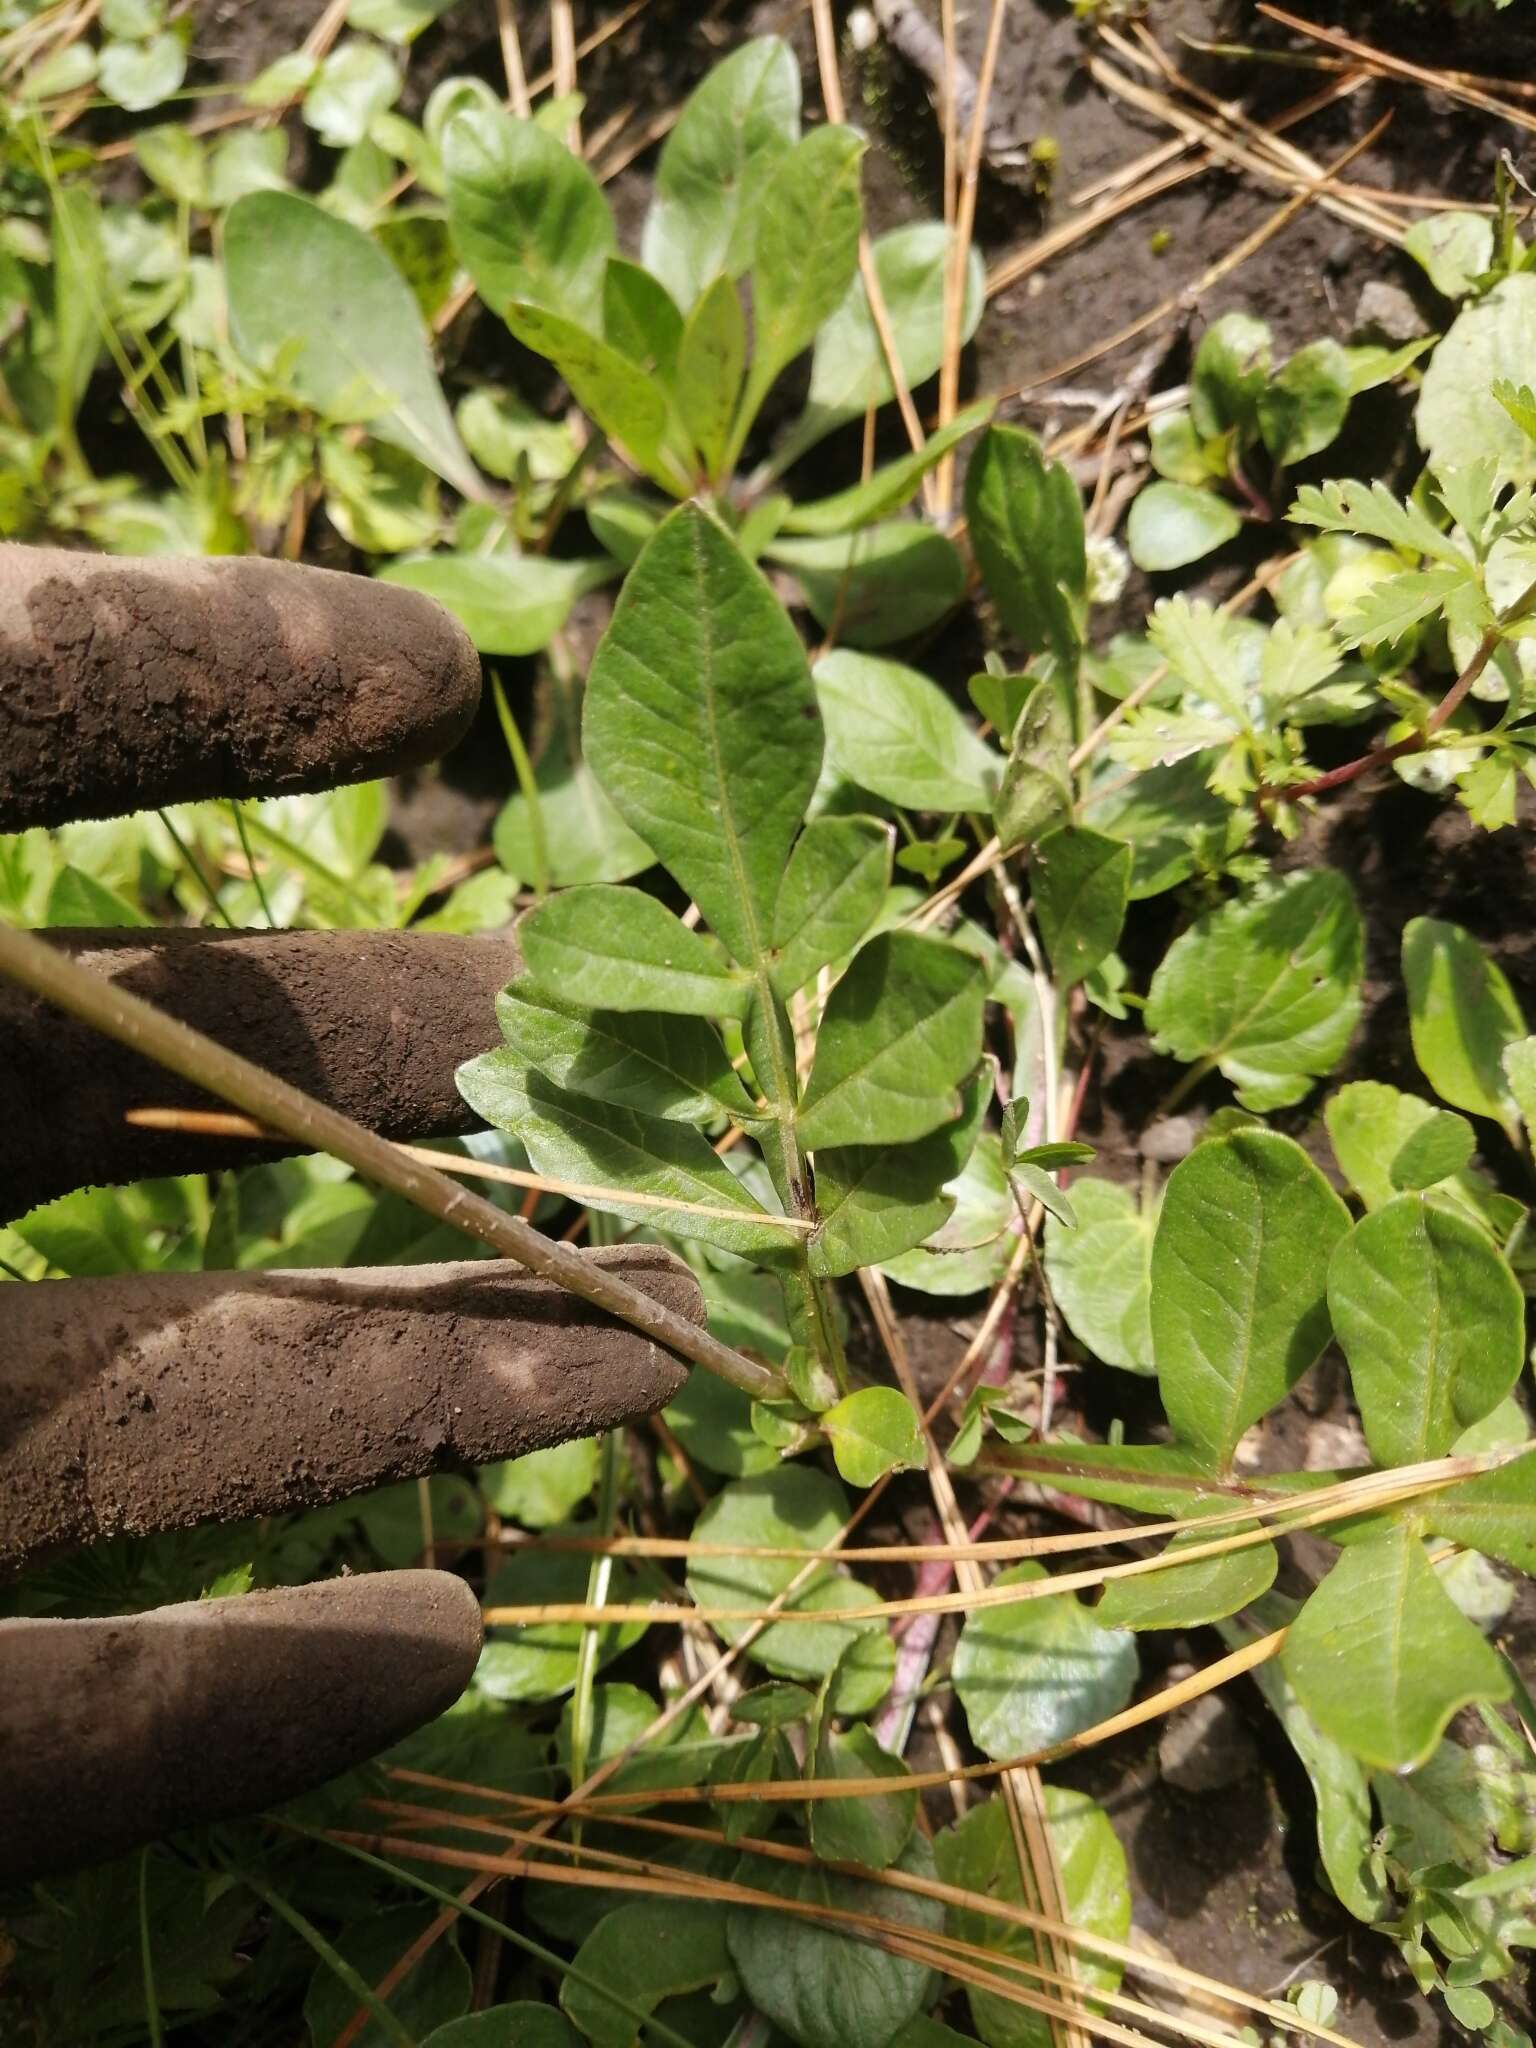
[504, 301, 679, 492]
[443, 104, 614, 327]
[495, 978, 758, 1124]
[965, 423, 1086, 671]
[1030, 826, 1130, 990]
[520, 884, 751, 1017]
[1146, 870, 1364, 1112]
[675, 272, 746, 481]
[1150, 1130, 1349, 1470]
[1282, 1525, 1510, 1772]
[1403, 916, 1525, 1138]
[738, 123, 864, 427]
[811, 1074, 989, 1279]
[770, 813, 893, 999]
[1095, 1506, 1277, 1632]
[1043, 1177, 1157, 1375]
[953, 1562, 1137, 1760]
[585, 504, 822, 970]
[796, 933, 987, 1150]
[1327, 1194, 1524, 1466]
[814, 649, 1001, 811]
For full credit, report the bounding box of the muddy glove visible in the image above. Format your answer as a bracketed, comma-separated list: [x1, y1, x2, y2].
[0, 545, 700, 1883]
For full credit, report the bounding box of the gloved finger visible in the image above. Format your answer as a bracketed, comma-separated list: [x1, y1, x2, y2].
[2, 926, 517, 1220]
[0, 544, 481, 832]
[1, 1246, 698, 1573]
[0, 1570, 483, 1883]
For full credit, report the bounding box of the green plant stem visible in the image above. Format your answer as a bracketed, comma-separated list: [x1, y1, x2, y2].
[229, 801, 277, 928]
[0, 920, 785, 1403]
[236, 810, 381, 925]
[567, 1425, 620, 1843]
[138, 1849, 166, 2048]
[490, 669, 548, 897]
[157, 809, 236, 929]
[233, 1866, 415, 2048]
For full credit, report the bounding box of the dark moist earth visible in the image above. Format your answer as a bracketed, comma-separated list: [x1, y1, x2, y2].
[165, 5, 1536, 2043]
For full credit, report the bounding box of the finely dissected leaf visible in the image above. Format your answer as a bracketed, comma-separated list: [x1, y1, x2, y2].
[728, 1835, 943, 2048]
[781, 401, 993, 535]
[813, 650, 1000, 810]
[642, 35, 800, 308]
[494, 978, 758, 1124]
[1151, 1130, 1349, 1471]
[1145, 870, 1364, 1112]
[504, 301, 680, 492]
[740, 123, 864, 424]
[1044, 1177, 1157, 1375]
[442, 104, 613, 328]
[225, 190, 478, 495]
[686, 1467, 894, 1711]
[1030, 826, 1131, 990]
[561, 1902, 729, 2048]
[1418, 273, 1536, 485]
[1403, 916, 1525, 1138]
[820, 1385, 925, 1487]
[1328, 1195, 1524, 1467]
[1145, 594, 1250, 724]
[376, 552, 605, 655]
[519, 884, 751, 1017]
[792, 221, 985, 450]
[995, 679, 1073, 851]
[771, 814, 893, 999]
[1127, 481, 1242, 572]
[811, 1075, 988, 1280]
[675, 272, 746, 480]
[456, 1054, 786, 1257]
[952, 1562, 1138, 1760]
[934, 1787, 1129, 2048]
[796, 933, 987, 1150]
[809, 1720, 917, 1869]
[1388, 1108, 1475, 1190]
[773, 525, 967, 647]
[1335, 563, 1475, 650]
[1423, 1447, 1536, 1574]
[1281, 1524, 1511, 1772]
[585, 504, 822, 969]
[1095, 1504, 1277, 1632]
[964, 424, 1086, 669]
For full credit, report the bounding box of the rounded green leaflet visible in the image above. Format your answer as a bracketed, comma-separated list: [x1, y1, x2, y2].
[1150, 1129, 1350, 1471]
[422, 2010, 582, 2048]
[1043, 1177, 1156, 1374]
[952, 1562, 1137, 1761]
[1418, 273, 1536, 486]
[1327, 1193, 1524, 1467]
[583, 505, 822, 972]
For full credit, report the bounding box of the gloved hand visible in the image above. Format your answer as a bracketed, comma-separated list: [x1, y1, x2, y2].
[0, 544, 702, 1883]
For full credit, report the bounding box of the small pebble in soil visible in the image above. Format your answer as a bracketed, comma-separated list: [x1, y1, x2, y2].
[1354, 279, 1426, 344]
[1140, 1115, 1200, 1164]
[1158, 1691, 1259, 1795]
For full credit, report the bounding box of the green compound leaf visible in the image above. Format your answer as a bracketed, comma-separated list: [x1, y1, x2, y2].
[641, 36, 800, 310]
[561, 1902, 729, 2048]
[686, 1466, 894, 1713]
[1282, 1524, 1511, 1772]
[1030, 826, 1131, 991]
[1326, 1079, 1475, 1212]
[964, 423, 1087, 669]
[494, 978, 757, 1125]
[952, 1563, 1137, 1761]
[770, 814, 893, 1000]
[728, 1835, 943, 2048]
[1327, 1195, 1524, 1467]
[519, 884, 751, 1018]
[585, 504, 822, 971]
[820, 1385, 925, 1488]
[456, 1054, 786, 1258]
[442, 103, 614, 328]
[1151, 1130, 1350, 1471]
[1043, 1176, 1157, 1375]
[1403, 916, 1526, 1140]
[811, 1073, 989, 1280]
[225, 190, 478, 497]
[796, 932, 988, 1150]
[1095, 1503, 1277, 1632]
[813, 649, 1000, 811]
[934, 1787, 1129, 2048]
[1145, 869, 1364, 1112]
